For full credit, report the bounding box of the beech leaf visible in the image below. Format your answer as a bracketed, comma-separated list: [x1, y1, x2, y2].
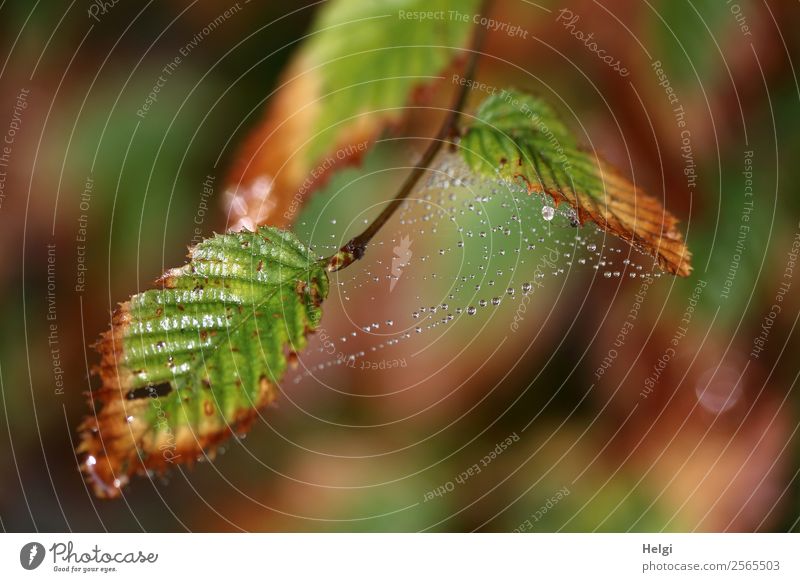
[78, 227, 328, 498]
[460, 88, 692, 276]
[225, 0, 479, 229]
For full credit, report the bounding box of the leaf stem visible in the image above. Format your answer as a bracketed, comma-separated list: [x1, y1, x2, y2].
[326, 0, 491, 272]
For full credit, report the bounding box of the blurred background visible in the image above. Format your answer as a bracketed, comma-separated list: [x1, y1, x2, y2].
[1, 0, 799, 532]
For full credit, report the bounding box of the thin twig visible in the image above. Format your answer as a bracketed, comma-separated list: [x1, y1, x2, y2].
[326, 0, 491, 272]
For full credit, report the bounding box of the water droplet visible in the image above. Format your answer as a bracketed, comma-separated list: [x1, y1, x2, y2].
[467, 306, 477, 315]
[541, 206, 555, 221]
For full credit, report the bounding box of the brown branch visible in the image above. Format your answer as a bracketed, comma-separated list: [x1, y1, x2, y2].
[326, 0, 492, 272]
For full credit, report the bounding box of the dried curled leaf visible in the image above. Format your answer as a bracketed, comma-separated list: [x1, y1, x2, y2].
[78, 227, 328, 498]
[224, 0, 478, 230]
[461, 89, 692, 276]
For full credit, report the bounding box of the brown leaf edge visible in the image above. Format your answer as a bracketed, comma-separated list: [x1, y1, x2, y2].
[76, 264, 322, 499]
[511, 155, 692, 277]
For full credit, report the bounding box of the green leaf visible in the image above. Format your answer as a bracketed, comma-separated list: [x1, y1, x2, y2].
[78, 227, 328, 498]
[226, 0, 479, 228]
[460, 88, 692, 276]
[303, 0, 479, 162]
